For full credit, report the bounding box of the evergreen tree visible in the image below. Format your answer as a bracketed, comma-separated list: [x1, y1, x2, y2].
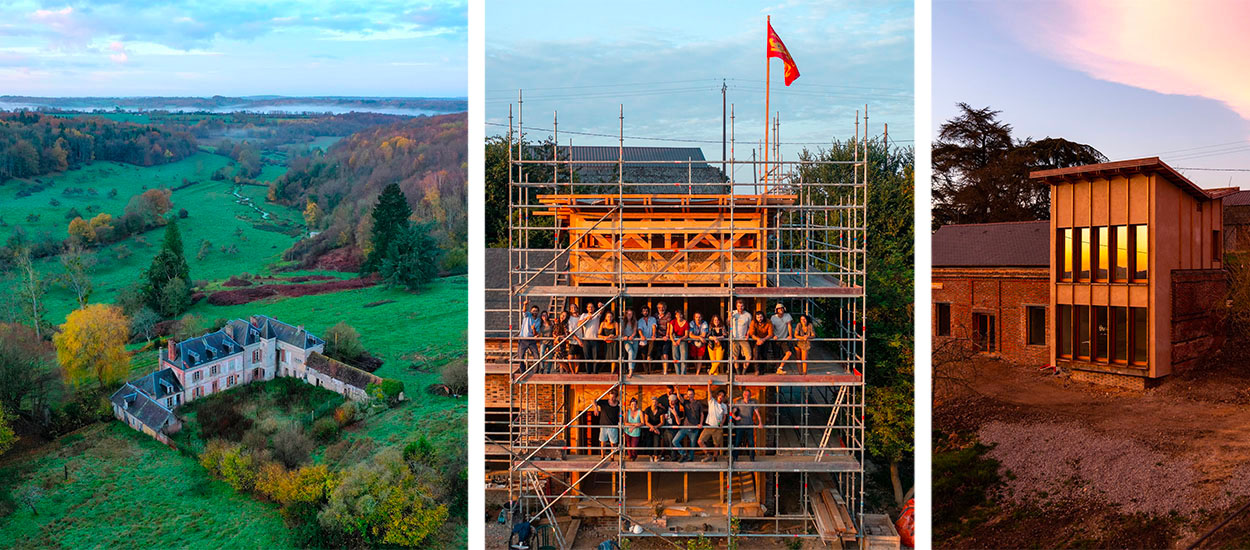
[142, 217, 191, 317]
[362, 183, 413, 273]
[379, 223, 441, 291]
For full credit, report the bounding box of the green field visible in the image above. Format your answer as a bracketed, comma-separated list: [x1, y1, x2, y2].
[2, 151, 307, 321]
[0, 423, 294, 550]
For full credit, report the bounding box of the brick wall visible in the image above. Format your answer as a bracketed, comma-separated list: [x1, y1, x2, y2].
[933, 267, 1050, 366]
[1171, 268, 1227, 371]
[1071, 369, 1149, 390]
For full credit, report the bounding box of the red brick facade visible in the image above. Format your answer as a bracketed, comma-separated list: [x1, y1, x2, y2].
[933, 267, 1050, 367]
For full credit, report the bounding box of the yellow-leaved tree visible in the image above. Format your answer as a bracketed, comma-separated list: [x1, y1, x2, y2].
[54, 304, 130, 387]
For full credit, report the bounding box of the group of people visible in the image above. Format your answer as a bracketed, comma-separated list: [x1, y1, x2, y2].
[517, 298, 817, 376]
[589, 383, 763, 462]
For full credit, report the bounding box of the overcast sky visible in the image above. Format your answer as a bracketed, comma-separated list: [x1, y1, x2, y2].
[486, 0, 914, 182]
[935, 0, 1250, 189]
[0, 0, 466, 97]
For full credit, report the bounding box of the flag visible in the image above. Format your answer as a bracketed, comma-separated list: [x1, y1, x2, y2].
[767, 21, 800, 86]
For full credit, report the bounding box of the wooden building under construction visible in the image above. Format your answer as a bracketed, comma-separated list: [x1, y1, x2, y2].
[484, 104, 883, 548]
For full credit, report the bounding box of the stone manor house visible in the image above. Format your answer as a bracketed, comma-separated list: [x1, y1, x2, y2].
[110, 315, 381, 445]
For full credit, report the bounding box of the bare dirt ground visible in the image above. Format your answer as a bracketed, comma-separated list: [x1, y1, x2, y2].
[935, 350, 1250, 549]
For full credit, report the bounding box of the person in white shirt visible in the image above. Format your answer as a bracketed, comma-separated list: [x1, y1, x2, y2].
[697, 381, 729, 461]
[581, 302, 602, 373]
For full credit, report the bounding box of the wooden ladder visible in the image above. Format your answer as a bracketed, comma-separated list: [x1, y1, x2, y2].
[525, 472, 568, 550]
[816, 385, 848, 461]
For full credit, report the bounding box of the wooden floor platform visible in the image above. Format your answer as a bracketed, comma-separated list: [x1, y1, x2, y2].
[514, 453, 860, 473]
[514, 372, 863, 386]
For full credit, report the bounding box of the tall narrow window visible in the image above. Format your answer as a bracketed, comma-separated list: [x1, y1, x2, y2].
[1132, 307, 1149, 364]
[1058, 305, 1073, 358]
[1112, 307, 1128, 363]
[1133, 225, 1148, 281]
[1096, 227, 1109, 281]
[1060, 228, 1073, 280]
[1095, 306, 1108, 361]
[1026, 306, 1046, 346]
[936, 303, 951, 337]
[973, 313, 996, 352]
[1114, 226, 1129, 281]
[1214, 230, 1223, 263]
[1079, 228, 1092, 280]
[1077, 305, 1090, 359]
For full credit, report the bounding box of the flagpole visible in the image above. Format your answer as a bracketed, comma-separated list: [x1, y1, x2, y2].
[764, 15, 771, 193]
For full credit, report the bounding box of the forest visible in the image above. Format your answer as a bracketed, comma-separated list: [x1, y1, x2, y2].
[275, 113, 468, 274]
[0, 112, 197, 181]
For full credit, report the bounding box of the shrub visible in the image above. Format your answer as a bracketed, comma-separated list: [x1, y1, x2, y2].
[272, 425, 314, 468]
[441, 359, 467, 395]
[367, 379, 405, 406]
[311, 416, 339, 443]
[403, 436, 435, 465]
[220, 446, 257, 492]
[332, 403, 356, 427]
[323, 322, 365, 363]
[197, 397, 253, 441]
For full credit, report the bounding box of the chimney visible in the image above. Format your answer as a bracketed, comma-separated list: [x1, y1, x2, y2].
[167, 340, 177, 361]
[223, 324, 234, 341]
[250, 315, 260, 328]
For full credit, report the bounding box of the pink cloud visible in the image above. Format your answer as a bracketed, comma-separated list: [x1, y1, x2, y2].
[995, 0, 1250, 120]
[108, 41, 127, 63]
[29, 5, 92, 48]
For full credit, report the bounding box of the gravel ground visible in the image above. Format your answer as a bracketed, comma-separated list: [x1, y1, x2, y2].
[979, 420, 1212, 515]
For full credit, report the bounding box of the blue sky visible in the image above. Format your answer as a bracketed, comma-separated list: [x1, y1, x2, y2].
[486, 0, 914, 180]
[0, 0, 466, 97]
[934, 0, 1250, 189]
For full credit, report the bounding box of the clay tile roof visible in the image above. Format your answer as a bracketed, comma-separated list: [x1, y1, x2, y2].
[1222, 189, 1250, 206]
[305, 352, 381, 391]
[933, 220, 1051, 267]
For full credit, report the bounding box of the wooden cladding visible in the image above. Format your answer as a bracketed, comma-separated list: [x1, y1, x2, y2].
[541, 194, 794, 286]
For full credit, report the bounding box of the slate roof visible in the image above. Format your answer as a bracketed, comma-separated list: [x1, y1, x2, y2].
[528, 145, 709, 163]
[131, 368, 183, 401]
[244, 315, 325, 349]
[305, 352, 381, 391]
[484, 248, 563, 335]
[167, 315, 323, 370]
[933, 220, 1051, 268]
[525, 145, 728, 193]
[166, 329, 245, 370]
[110, 383, 177, 432]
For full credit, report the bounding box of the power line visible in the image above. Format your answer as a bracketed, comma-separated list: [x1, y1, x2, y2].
[1174, 167, 1250, 172]
[485, 122, 910, 145]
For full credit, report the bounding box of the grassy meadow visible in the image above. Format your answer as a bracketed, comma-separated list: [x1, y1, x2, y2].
[2, 150, 305, 321]
[0, 133, 467, 545]
[0, 423, 294, 550]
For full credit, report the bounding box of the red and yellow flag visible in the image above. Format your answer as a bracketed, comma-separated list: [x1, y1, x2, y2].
[767, 21, 800, 86]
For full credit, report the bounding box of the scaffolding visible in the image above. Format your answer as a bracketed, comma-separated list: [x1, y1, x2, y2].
[486, 93, 870, 548]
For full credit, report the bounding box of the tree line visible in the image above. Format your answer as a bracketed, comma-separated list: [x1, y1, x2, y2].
[275, 113, 467, 277]
[0, 112, 197, 181]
